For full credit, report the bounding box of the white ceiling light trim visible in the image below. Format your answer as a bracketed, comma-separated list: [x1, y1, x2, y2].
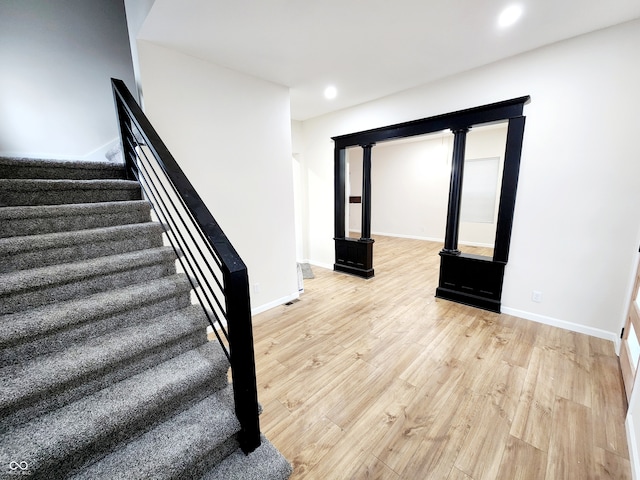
[324, 85, 338, 100]
[498, 5, 524, 28]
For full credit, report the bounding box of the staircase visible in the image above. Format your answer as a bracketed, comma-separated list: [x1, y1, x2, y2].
[0, 157, 292, 479]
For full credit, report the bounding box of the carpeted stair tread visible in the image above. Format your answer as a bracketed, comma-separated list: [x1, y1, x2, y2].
[0, 222, 165, 273]
[0, 157, 126, 180]
[0, 245, 176, 293]
[0, 305, 209, 429]
[0, 342, 230, 479]
[0, 273, 193, 365]
[0, 200, 152, 238]
[0, 178, 141, 206]
[202, 435, 293, 480]
[0, 246, 177, 315]
[70, 386, 240, 480]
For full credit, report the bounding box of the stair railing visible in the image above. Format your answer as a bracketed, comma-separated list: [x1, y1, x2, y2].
[111, 78, 260, 453]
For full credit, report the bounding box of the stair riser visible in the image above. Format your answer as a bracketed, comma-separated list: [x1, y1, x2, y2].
[0, 204, 151, 238]
[1, 329, 210, 432]
[0, 228, 165, 273]
[0, 187, 141, 207]
[0, 261, 176, 315]
[0, 290, 192, 365]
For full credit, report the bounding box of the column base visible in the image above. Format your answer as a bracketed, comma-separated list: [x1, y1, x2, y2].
[334, 237, 374, 279]
[435, 252, 504, 313]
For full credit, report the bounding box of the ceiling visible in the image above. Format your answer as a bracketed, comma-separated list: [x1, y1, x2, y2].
[138, 0, 640, 121]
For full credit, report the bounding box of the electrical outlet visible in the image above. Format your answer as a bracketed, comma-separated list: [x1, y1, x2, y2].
[532, 290, 543, 303]
[253, 283, 260, 294]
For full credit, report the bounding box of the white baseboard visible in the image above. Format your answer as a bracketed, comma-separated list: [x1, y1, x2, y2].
[350, 230, 493, 248]
[627, 413, 640, 480]
[251, 291, 300, 316]
[366, 231, 444, 243]
[458, 240, 495, 248]
[501, 306, 619, 346]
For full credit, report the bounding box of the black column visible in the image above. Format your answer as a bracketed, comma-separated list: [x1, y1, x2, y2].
[334, 147, 346, 239]
[493, 116, 526, 263]
[333, 143, 375, 279]
[441, 128, 469, 254]
[360, 143, 374, 240]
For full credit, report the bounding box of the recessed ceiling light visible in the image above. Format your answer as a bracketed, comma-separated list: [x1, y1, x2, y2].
[324, 85, 337, 100]
[498, 5, 523, 28]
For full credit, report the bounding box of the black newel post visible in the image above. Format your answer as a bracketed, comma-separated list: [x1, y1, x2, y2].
[360, 143, 375, 240]
[226, 267, 261, 453]
[441, 128, 469, 254]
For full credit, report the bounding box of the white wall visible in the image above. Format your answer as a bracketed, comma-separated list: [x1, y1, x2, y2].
[298, 19, 640, 341]
[137, 40, 299, 313]
[349, 135, 450, 240]
[347, 125, 507, 248]
[291, 120, 307, 261]
[0, 0, 136, 161]
[459, 125, 508, 248]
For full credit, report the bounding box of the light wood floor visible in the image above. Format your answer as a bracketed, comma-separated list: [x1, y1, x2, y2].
[251, 235, 630, 479]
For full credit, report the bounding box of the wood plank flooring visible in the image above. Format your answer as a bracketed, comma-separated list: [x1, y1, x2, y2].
[251, 235, 630, 479]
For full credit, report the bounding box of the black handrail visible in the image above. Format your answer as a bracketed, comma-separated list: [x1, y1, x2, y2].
[111, 78, 260, 454]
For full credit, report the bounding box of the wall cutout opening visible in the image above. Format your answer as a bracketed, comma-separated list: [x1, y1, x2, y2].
[332, 97, 529, 312]
[458, 120, 509, 258]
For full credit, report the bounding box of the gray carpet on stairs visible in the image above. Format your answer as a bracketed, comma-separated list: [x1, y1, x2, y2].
[0, 221, 165, 273]
[0, 157, 127, 180]
[0, 158, 291, 479]
[0, 200, 153, 238]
